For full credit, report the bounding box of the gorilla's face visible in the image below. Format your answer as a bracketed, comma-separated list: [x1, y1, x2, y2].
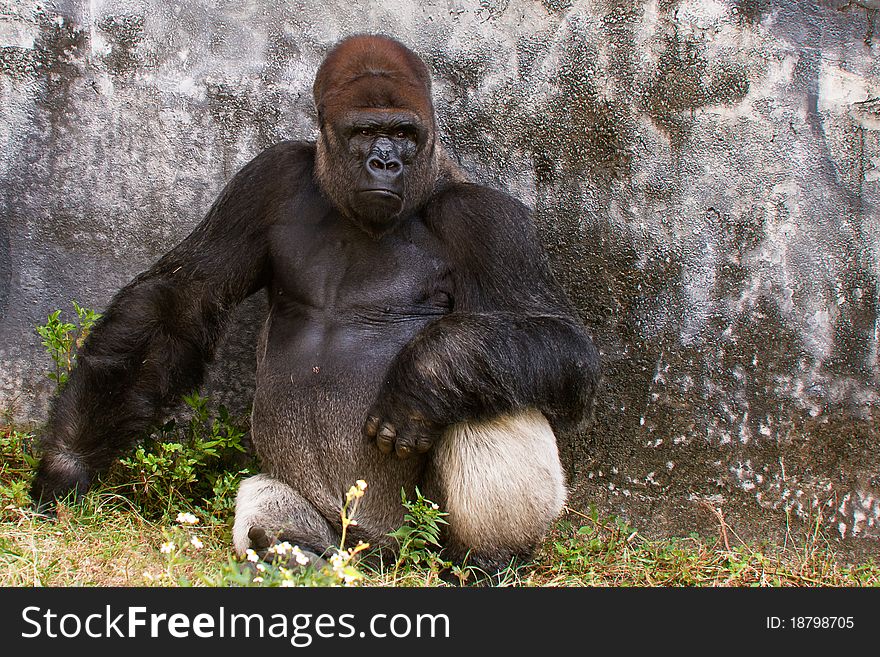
[316, 108, 434, 236]
[312, 36, 439, 237]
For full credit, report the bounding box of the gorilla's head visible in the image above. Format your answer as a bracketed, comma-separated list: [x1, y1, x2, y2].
[313, 34, 441, 237]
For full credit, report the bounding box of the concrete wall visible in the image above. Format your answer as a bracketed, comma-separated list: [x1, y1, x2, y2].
[1, 0, 878, 559]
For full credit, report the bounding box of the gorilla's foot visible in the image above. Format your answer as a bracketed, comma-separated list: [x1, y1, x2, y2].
[245, 526, 330, 571]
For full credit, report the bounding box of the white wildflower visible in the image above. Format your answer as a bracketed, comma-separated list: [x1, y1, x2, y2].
[175, 511, 199, 525]
[190, 536, 204, 550]
[160, 541, 174, 554]
[329, 550, 349, 568]
[245, 548, 260, 563]
[291, 545, 310, 566]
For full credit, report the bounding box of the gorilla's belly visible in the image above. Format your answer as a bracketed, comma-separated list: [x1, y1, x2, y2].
[248, 308, 431, 520]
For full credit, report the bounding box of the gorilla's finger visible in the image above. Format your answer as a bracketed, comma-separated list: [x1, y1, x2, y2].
[415, 436, 433, 453]
[394, 432, 417, 459]
[376, 422, 396, 454]
[363, 414, 380, 438]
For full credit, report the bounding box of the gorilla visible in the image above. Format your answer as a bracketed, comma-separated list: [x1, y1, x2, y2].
[30, 34, 600, 572]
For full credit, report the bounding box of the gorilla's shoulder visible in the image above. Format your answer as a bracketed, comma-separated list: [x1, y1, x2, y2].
[253, 140, 316, 166]
[428, 181, 532, 232]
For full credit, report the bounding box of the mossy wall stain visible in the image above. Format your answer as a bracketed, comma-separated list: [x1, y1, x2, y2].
[643, 30, 750, 147]
[97, 14, 150, 76]
[530, 23, 633, 183]
[732, 0, 771, 25]
[433, 16, 634, 187]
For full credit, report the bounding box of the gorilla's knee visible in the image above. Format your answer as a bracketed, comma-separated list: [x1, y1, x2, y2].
[426, 409, 567, 570]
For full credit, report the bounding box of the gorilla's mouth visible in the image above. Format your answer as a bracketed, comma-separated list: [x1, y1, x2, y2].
[360, 189, 402, 201]
[356, 189, 404, 218]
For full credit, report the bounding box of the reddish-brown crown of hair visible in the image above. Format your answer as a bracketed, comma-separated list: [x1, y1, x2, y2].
[313, 34, 434, 124]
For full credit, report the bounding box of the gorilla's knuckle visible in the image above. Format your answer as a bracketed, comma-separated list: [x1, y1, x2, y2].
[363, 415, 381, 438]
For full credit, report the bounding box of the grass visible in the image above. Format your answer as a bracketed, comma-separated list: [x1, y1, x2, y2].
[2, 420, 878, 588]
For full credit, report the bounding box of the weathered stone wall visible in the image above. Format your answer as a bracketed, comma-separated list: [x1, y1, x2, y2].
[1, 0, 878, 559]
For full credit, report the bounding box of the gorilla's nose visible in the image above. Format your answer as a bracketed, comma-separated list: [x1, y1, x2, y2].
[367, 154, 402, 179]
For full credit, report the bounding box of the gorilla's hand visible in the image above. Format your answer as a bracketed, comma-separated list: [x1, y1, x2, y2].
[362, 316, 490, 458]
[362, 402, 443, 459]
[29, 448, 93, 516]
[362, 368, 446, 459]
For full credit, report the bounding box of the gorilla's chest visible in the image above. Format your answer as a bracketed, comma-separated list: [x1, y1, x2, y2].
[262, 209, 451, 376]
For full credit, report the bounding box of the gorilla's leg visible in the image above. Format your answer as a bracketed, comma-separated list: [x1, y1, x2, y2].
[232, 474, 340, 567]
[425, 409, 567, 573]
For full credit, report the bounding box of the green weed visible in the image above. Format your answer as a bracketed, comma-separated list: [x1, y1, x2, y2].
[111, 393, 254, 522]
[388, 487, 448, 576]
[35, 301, 100, 390]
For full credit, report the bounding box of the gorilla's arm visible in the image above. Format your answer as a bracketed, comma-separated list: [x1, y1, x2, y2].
[30, 143, 304, 506]
[364, 183, 600, 457]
